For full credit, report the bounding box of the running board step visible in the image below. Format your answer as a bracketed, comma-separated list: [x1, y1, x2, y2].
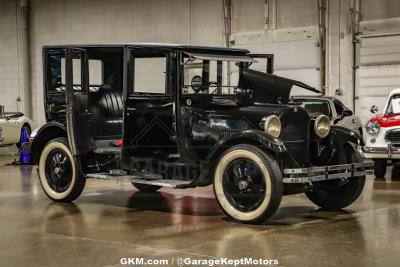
[86, 173, 191, 188]
[130, 179, 192, 188]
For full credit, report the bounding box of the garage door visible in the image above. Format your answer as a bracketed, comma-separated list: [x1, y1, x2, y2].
[355, 34, 400, 125]
[233, 39, 322, 96]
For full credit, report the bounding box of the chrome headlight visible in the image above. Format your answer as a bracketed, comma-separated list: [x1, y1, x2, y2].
[263, 115, 281, 138]
[314, 115, 330, 138]
[366, 121, 380, 136]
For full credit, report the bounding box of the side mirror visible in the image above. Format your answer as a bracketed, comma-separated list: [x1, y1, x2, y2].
[236, 88, 255, 107]
[370, 105, 378, 114]
[342, 109, 353, 116]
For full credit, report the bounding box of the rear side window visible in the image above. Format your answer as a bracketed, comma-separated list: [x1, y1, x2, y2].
[46, 50, 103, 92]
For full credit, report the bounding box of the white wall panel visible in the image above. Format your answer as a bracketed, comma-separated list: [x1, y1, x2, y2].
[233, 38, 321, 94]
[355, 32, 400, 125]
[0, 0, 20, 112]
[29, 0, 224, 125]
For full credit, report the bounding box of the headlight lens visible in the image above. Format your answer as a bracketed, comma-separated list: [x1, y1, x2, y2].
[314, 115, 330, 138]
[264, 115, 281, 138]
[366, 121, 380, 135]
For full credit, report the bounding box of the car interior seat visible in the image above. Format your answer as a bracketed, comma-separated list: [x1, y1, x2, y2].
[89, 85, 123, 140]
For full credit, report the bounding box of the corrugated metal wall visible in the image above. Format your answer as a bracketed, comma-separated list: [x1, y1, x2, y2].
[356, 34, 400, 124]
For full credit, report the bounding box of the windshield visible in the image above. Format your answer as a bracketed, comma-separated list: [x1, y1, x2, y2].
[386, 94, 400, 114]
[182, 53, 251, 95]
[294, 99, 332, 117]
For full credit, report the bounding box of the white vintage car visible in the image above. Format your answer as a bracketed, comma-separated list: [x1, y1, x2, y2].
[362, 88, 400, 179]
[0, 105, 33, 149]
[293, 96, 363, 135]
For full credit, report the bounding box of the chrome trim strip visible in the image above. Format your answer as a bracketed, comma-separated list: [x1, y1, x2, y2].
[362, 145, 400, 158]
[283, 162, 374, 183]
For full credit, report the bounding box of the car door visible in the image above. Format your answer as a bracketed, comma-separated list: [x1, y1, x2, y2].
[122, 48, 177, 160]
[65, 48, 91, 155]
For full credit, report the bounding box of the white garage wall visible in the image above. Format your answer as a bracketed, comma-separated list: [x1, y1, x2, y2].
[231, 0, 321, 96]
[29, 0, 224, 125]
[2, 0, 400, 127]
[0, 0, 20, 112]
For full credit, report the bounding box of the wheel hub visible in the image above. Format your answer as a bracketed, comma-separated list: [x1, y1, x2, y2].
[237, 180, 248, 190]
[45, 148, 73, 193]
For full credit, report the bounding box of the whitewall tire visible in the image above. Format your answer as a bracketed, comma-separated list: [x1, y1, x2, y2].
[38, 138, 85, 202]
[213, 144, 283, 224]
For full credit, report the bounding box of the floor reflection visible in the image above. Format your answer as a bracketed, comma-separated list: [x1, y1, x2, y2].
[126, 190, 223, 216]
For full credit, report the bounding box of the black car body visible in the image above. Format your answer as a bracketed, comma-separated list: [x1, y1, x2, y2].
[30, 44, 372, 223]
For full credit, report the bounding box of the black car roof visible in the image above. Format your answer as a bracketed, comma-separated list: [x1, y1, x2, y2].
[43, 43, 249, 54]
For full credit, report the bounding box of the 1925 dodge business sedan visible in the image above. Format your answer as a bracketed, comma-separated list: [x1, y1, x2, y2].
[29, 44, 373, 224]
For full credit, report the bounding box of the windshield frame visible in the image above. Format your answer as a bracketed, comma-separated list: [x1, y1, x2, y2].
[180, 51, 251, 96]
[293, 98, 332, 117]
[385, 94, 400, 114]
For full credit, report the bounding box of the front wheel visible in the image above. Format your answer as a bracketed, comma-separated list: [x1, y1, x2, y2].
[38, 137, 86, 202]
[305, 146, 366, 210]
[213, 144, 283, 224]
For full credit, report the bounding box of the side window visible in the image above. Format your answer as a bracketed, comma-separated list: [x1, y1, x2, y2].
[334, 100, 345, 115]
[47, 51, 66, 92]
[132, 55, 167, 95]
[182, 57, 240, 95]
[88, 60, 103, 86]
[67, 51, 84, 93]
[47, 50, 102, 93]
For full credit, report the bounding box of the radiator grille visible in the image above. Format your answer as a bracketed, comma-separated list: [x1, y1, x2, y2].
[279, 107, 310, 166]
[385, 130, 400, 143]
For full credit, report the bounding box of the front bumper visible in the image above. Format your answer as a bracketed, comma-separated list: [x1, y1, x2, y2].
[361, 144, 400, 159]
[283, 162, 374, 183]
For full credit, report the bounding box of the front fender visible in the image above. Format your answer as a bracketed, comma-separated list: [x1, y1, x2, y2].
[330, 125, 364, 146]
[207, 129, 286, 162]
[313, 125, 364, 166]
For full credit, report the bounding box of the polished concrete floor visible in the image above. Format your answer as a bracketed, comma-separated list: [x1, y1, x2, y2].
[1, 154, 400, 267]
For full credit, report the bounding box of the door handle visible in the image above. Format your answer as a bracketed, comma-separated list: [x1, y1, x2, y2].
[126, 107, 136, 116]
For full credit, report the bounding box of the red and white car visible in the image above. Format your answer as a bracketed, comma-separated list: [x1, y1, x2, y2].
[362, 89, 400, 179]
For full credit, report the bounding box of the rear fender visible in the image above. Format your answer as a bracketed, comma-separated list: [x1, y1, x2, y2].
[29, 122, 67, 165]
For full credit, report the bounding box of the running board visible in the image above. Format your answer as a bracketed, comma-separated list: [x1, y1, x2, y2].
[130, 179, 192, 188]
[86, 172, 192, 188]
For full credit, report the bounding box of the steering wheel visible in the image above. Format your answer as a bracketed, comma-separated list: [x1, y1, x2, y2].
[193, 81, 221, 94]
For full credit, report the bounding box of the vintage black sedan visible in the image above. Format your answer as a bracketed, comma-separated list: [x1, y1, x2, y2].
[29, 44, 372, 224]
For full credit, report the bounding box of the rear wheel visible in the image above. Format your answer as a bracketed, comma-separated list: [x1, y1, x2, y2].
[38, 138, 86, 202]
[213, 144, 282, 224]
[305, 146, 366, 210]
[374, 159, 387, 179]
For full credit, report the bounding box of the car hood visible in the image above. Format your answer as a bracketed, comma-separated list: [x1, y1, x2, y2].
[370, 113, 400, 127]
[238, 69, 320, 104]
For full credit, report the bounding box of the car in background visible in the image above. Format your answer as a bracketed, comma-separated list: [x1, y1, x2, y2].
[292, 96, 363, 135]
[362, 88, 400, 179]
[0, 105, 33, 149]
